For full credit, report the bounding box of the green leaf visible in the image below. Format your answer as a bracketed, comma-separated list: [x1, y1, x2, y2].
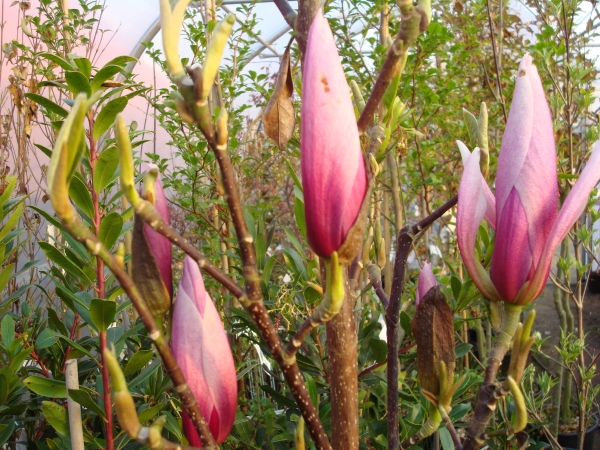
[455, 343, 472, 359]
[65, 71, 92, 97]
[41, 401, 70, 437]
[24, 376, 67, 398]
[0, 419, 15, 446]
[24, 94, 69, 118]
[400, 310, 412, 336]
[105, 55, 137, 68]
[0, 203, 23, 241]
[38, 52, 75, 70]
[369, 338, 388, 363]
[0, 264, 14, 294]
[98, 212, 123, 250]
[138, 403, 164, 424]
[0, 315, 14, 351]
[0, 177, 16, 211]
[73, 57, 92, 79]
[124, 350, 154, 376]
[294, 197, 306, 239]
[68, 175, 94, 221]
[260, 385, 297, 408]
[89, 299, 116, 332]
[68, 389, 105, 419]
[93, 97, 128, 140]
[91, 65, 123, 93]
[9, 346, 32, 373]
[93, 146, 119, 193]
[39, 242, 93, 285]
[35, 328, 58, 350]
[439, 427, 455, 450]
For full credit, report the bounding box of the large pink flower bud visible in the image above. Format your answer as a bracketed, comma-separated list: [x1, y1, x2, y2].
[132, 165, 172, 319]
[171, 256, 237, 445]
[416, 261, 437, 305]
[457, 55, 600, 305]
[301, 11, 367, 262]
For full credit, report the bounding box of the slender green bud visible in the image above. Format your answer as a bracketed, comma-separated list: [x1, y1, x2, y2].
[217, 106, 228, 146]
[201, 14, 235, 100]
[144, 166, 159, 205]
[462, 108, 478, 147]
[506, 376, 527, 432]
[369, 154, 380, 177]
[349, 80, 365, 113]
[116, 115, 141, 208]
[327, 251, 344, 307]
[148, 416, 167, 448]
[521, 309, 536, 343]
[294, 417, 305, 450]
[159, 0, 192, 79]
[104, 349, 141, 438]
[477, 102, 489, 178]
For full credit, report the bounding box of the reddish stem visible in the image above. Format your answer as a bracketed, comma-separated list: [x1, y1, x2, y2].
[88, 116, 114, 450]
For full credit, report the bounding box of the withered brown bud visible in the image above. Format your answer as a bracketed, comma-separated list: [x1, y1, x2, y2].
[411, 286, 455, 395]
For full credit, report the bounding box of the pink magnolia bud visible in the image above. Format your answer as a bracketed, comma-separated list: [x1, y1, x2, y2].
[457, 55, 600, 305]
[171, 256, 237, 445]
[416, 261, 437, 305]
[301, 11, 367, 260]
[131, 165, 173, 319]
[143, 166, 172, 297]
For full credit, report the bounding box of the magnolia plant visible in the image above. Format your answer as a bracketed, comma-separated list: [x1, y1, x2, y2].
[41, 1, 600, 450]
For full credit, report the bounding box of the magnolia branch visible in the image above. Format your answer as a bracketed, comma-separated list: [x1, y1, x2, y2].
[386, 194, 458, 449]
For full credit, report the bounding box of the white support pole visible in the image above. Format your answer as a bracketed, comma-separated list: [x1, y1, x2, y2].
[65, 359, 85, 450]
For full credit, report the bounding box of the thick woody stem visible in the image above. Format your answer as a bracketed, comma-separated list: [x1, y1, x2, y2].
[59, 211, 217, 449]
[326, 274, 359, 449]
[184, 88, 331, 449]
[296, 0, 321, 63]
[273, 0, 297, 28]
[357, 0, 424, 133]
[462, 304, 522, 450]
[387, 195, 457, 449]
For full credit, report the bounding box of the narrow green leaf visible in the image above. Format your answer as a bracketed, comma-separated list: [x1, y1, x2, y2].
[35, 328, 58, 350]
[93, 146, 119, 193]
[0, 264, 14, 294]
[0, 419, 15, 446]
[0, 203, 23, 242]
[68, 389, 105, 419]
[1, 315, 14, 351]
[73, 57, 92, 79]
[24, 377, 67, 398]
[38, 52, 75, 70]
[68, 176, 94, 221]
[89, 299, 116, 332]
[39, 242, 93, 285]
[93, 97, 128, 140]
[34, 144, 53, 159]
[123, 350, 154, 376]
[98, 213, 123, 250]
[0, 177, 16, 210]
[138, 403, 164, 424]
[105, 55, 137, 68]
[91, 65, 123, 93]
[65, 71, 91, 97]
[41, 401, 70, 437]
[9, 346, 32, 372]
[24, 94, 69, 118]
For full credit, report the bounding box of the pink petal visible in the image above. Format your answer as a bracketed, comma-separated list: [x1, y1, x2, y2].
[143, 166, 173, 297]
[515, 142, 600, 305]
[172, 256, 238, 444]
[456, 141, 496, 230]
[416, 261, 437, 305]
[490, 188, 532, 302]
[457, 149, 502, 302]
[301, 11, 367, 257]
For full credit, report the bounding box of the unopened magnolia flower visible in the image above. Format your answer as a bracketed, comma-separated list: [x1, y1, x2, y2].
[416, 261, 437, 305]
[301, 11, 367, 262]
[457, 54, 600, 305]
[131, 166, 172, 319]
[171, 256, 237, 445]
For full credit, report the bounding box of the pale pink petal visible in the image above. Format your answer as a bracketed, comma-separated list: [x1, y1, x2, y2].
[457, 149, 502, 302]
[516, 143, 600, 305]
[172, 256, 237, 444]
[490, 188, 532, 302]
[416, 261, 437, 304]
[456, 140, 496, 230]
[143, 165, 173, 296]
[494, 55, 535, 220]
[301, 11, 367, 257]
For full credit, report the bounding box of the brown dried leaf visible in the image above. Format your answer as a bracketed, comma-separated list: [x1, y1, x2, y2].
[263, 43, 295, 149]
[411, 287, 455, 395]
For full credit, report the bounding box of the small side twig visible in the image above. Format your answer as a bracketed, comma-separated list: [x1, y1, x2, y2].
[485, 0, 508, 122]
[440, 410, 463, 450]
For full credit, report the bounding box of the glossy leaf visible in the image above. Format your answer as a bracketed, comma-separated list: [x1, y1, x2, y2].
[23, 376, 67, 398]
[89, 299, 116, 332]
[93, 146, 119, 193]
[41, 401, 70, 437]
[93, 97, 128, 140]
[65, 71, 92, 97]
[24, 94, 69, 118]
[124, 350, 154, 376]
[98, 212, 123, 250]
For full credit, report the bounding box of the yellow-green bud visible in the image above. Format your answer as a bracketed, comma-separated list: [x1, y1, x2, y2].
[116, 115, 141, 208]
[201, 14, 235, 100]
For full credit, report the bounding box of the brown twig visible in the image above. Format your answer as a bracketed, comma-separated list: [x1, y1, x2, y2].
[485, 0, 508, 122]
[59, 211, 217, 449]
[273, 0, 297, 28]
[386, 194, 458, 449]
